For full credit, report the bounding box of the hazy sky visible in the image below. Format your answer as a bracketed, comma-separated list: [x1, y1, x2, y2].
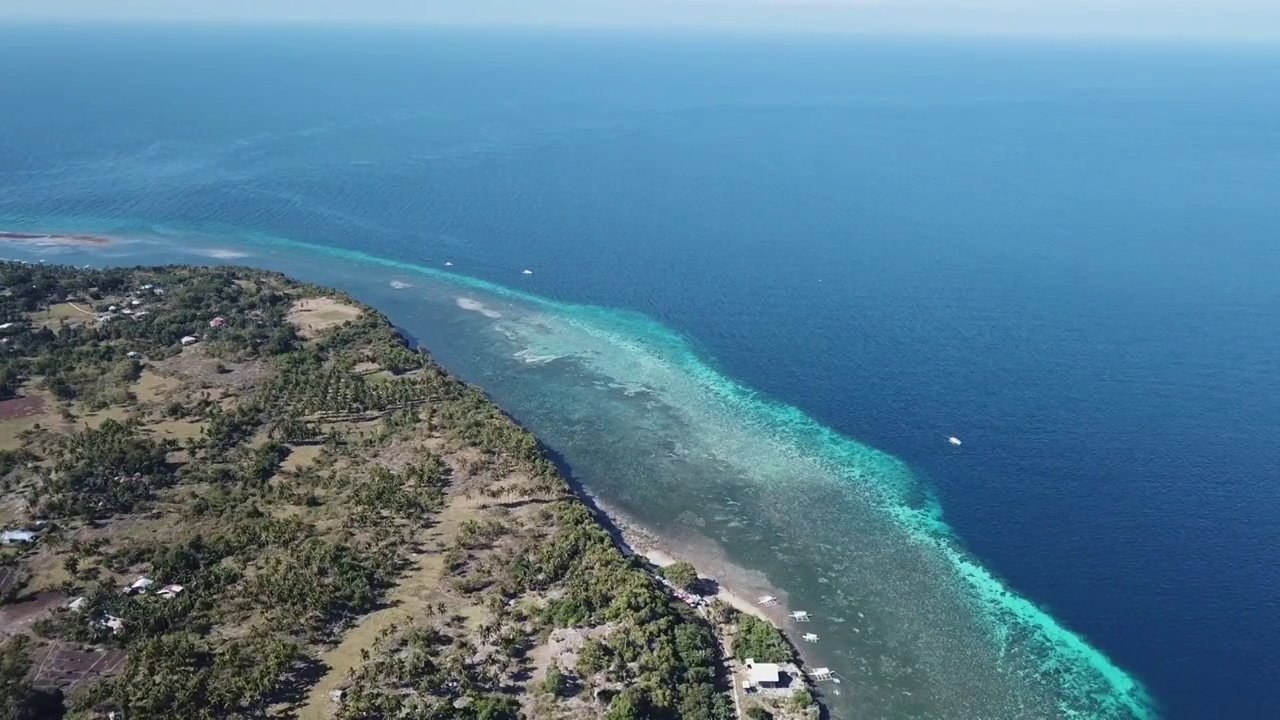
[3, 0, 1278, 40]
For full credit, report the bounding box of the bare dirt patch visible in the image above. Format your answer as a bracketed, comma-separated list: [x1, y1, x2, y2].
[0, 390, 62, 450]
[27, 302, 97, 328]
[132, 369, 181, 403]
[0, 592, 64, 639]
[281, 444, 324, 472]
[149, 418, 205, 441]
[353, 361, 381, 375]
[0, 394, 45, 421]
[150, 346, 268, 395]
[287, 297, 363, 339]
[78, 406, 131, 430]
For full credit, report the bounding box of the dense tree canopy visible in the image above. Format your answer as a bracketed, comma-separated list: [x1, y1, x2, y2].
[0, 262, 795, 720]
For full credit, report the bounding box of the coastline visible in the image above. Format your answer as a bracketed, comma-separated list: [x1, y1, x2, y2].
[583, 492, 824, 657]
[588, 498, 832, 716]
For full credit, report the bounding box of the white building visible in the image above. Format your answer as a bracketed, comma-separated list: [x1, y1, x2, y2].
[1, 529, 35, 544]
[158, 584, 185, 599]
[127, 577, 155, 594]
[180, 335, 198, 346]
[743, 659, 782, 689]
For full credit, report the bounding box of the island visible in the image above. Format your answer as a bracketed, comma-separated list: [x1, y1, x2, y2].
[0, 261, 821, 720]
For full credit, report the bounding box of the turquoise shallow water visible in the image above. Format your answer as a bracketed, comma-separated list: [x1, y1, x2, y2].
[4, 26, 1280, 719]
[0, 226, 1152, 718]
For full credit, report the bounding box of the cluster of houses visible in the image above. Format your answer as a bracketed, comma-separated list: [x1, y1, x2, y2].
[180, 316, 227, 347]
[67, 576, 186, 636]
[96, 298, 151, 324]
[89, 281, 231, 349]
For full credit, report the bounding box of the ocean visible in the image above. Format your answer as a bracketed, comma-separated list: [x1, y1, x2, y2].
[2, 25, 1279, 719]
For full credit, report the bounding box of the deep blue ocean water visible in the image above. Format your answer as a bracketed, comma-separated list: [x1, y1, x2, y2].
[2, 25, 1279, 719]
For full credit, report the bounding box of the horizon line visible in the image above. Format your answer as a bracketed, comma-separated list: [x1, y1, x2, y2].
[0, 17, 1276, 45]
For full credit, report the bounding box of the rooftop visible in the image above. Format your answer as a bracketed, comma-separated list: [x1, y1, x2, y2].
[744, 659, 781, 684]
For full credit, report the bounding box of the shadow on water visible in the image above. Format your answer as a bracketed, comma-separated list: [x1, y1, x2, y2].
[539, 441, 639, 555]
[395, 324, 422, 351]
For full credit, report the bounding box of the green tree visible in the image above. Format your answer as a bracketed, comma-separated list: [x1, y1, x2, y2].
[539, 665, 569, 697]
[658, 561, 699, 592]
[605, 685, 651, 720]
[732, 615, 792, 663]
[470, 693, 519, 720]
[790, 689, 815, 711]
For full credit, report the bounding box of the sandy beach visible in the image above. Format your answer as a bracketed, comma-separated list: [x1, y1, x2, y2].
[0, 230, 112, 246]
[588, 496, 805, 632]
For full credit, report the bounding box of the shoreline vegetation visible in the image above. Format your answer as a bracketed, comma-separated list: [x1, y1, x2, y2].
[0, 261, 823, 720]
[0, 231, 112, 247]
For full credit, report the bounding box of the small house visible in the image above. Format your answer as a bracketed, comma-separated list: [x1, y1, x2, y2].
[1, 529, 35, 544]
[126, 577, 154, 594]
[130, 299, 142, 306]
[126, 351, 142, 359]
[107, 305, 118, 312]
[180, 335, 198, 346]
[209, 317, 226, 328]
[68, 596, 89, 612]
[0, 322, 17, 332]
[158, 584, 185, 599]
[102, 615, 125, 635]
[744, 659, 782, 689]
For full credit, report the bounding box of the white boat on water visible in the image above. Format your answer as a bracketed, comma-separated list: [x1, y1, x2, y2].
[948, 436, 962, 446]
